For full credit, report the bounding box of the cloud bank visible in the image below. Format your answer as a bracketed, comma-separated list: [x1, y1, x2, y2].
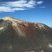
[0, 0, 43, 12]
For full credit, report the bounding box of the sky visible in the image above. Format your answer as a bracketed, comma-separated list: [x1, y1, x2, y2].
[0, 0, 52, 27]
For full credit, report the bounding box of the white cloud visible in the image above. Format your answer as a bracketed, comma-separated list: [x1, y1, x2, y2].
[0, 0, 44, 12]
[37, 1, 43, 4]
[0, 6, 12, 12]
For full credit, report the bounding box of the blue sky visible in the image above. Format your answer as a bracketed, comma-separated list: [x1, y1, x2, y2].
[0, 0, 52, 27]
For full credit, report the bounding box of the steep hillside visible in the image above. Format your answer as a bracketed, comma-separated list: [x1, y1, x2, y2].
[0, 17, 52, 52]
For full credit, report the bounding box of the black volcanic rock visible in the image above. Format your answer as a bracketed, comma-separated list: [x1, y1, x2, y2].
[0, 17, 52, 52]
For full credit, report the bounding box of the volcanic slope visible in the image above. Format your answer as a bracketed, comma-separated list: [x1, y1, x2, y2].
[0, 17, 52, 52]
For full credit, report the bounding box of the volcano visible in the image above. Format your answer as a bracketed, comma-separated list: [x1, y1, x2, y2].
[0, 16, 52, 52]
